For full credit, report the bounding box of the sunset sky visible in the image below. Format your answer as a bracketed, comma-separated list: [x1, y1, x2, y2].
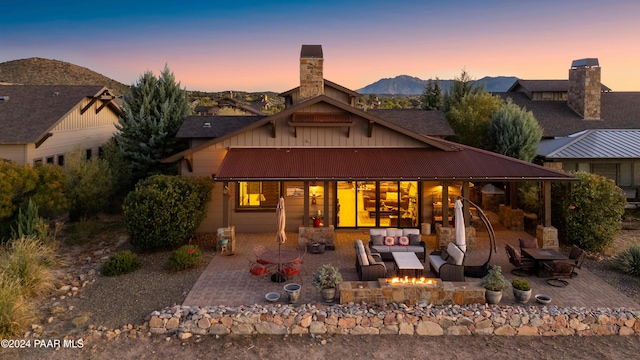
[2, 1, 640, 92]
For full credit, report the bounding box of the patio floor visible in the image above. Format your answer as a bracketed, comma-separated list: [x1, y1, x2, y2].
[183, 215, 640, 309]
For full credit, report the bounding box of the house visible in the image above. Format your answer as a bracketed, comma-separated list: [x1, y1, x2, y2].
[0, 85, 122, 165]
[164, 45, 574, 249]
[496, 58, 640, 199]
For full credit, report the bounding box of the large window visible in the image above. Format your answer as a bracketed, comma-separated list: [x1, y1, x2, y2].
[237, 181, 280, 209]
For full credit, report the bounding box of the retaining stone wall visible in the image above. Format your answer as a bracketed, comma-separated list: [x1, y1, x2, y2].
[147, 303, 640, 337]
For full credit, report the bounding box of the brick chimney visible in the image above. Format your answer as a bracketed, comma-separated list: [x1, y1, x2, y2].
[299, 45, 324, 100]
[568, 58, 601, 120]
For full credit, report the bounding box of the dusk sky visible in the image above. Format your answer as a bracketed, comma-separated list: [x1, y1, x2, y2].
[2, 1, 640, 92]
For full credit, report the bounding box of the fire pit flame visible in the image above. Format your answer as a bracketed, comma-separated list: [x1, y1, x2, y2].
[388, 276, 435, 285]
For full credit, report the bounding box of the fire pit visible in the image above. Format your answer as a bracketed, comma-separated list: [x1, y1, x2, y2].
[387, 276, 437, 286]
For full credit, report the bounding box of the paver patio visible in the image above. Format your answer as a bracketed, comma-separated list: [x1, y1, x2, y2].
[183, 215, 640, 309]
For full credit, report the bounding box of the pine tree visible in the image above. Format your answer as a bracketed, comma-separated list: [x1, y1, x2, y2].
[443, 69, 484, 112]
[115, 65, 190, 183]
[489, 99, 543, 162]
[420, 78, 443, 110]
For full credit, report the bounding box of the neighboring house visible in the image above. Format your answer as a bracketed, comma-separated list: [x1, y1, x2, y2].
[495, 58, 640, 199]
[164, 45, 574, 234]
[0, 85, 121, 165]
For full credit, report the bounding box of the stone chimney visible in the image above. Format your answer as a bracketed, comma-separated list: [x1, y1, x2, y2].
[568, 58, 601, 120]
[299, 45, 324, 100]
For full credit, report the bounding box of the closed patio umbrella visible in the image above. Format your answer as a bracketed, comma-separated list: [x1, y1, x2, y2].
[273, 196, 287, 282]
[455, 198, 466, 252]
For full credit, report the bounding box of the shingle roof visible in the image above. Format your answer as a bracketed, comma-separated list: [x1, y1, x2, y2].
[0, 85, 112, 143]
[539, 129, 640, 159]
[508, 79, 611, 93]
[176, 115, 266, 138]
[366, 109, 454, 137]
[494, 92, 640, 137]
[214, 147, 575, 181]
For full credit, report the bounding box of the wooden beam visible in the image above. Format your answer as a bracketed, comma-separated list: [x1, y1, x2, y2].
[368, 120, 374, 137]
[303, 181, 310, 226]
[80, 97, 98, 115]
[185, 155, 193, 172]
[543, 181, 551, 227]
[95, 98, 113, 114]
[270, 120, 276, 138]
[35, 133, 53, 148]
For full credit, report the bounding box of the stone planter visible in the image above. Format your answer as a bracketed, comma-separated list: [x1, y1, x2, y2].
[485, 289, 503, 304]
[513, 288, 532, 303]
[320, 287, 336, 302]
[283, 283, 301, 304]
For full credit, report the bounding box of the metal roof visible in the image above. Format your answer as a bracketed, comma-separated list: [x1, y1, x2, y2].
[539, 129, 640, 159]
[215, 147, 575, 181]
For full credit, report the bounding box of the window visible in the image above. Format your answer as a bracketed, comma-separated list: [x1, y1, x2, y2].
[237, 182, 280, 209]
[33, 158, 43, 166]
[58, 155, 64, 166]
[46, 157, 54, 164]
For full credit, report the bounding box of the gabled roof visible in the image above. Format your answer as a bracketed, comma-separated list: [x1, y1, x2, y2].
[214, 146, 576, 182]
[163, 94, 459, 163]
[493, 92, 640, 137]
[279, 79, 361, 98]
[0, 85, 120, 144]
[508, 79, 611, 93]
[176, 115, 267, 139]
[539, 129, 640, 159]
[366, 109, 454, 137]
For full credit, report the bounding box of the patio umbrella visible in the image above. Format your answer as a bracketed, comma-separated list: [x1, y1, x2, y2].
[274, 197, 287, 281]
[454, 198, 466, 252]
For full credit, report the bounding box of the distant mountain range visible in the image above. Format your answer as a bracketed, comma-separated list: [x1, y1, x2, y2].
[356, 75, 518, 95]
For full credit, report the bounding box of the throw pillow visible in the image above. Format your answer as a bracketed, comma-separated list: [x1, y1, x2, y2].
[440, 249, 450, 261]
[446, 256, 456, 264]
[367, 253, 377, 265]
[384, 236, 395, 246]
[371, 235, 384, 246]
[409, 234, 422, 245]
[398, 236, 409, 246]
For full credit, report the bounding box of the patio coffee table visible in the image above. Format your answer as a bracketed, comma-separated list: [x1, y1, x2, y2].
[521, 248, 568, 276]
[392, 252, 424, 277]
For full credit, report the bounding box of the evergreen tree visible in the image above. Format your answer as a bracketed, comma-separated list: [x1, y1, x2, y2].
[115, 65, 190, 184]
[443, 69, 484, 112]
[446, 92, 503, 149]
[420, 77, 443, 110]
[489, 99, 543, 162]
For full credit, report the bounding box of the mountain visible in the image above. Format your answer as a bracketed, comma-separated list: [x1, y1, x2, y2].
[0, 57, 130, 95]
[357, 75, 518, 95]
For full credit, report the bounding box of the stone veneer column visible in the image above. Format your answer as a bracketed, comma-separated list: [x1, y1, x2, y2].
[568, 60, 601, 120]
[299, 45, 324, 100]
[536, 225, 559, 251]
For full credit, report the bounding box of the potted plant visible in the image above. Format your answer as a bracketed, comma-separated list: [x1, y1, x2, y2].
[512, 278, 532, 303]
[480, 266, 510, 304]
[312, 264, 343, 302]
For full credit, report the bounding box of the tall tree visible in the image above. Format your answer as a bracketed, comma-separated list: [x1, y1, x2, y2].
[443, 69, 484, 112]
[115, 65, 190, 184]
[420, 77, 443, 110]
[489, 99, 543, 162]
[446, 92, 503, 149]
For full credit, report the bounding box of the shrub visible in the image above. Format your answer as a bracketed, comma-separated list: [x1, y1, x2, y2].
[63, 150, 115, 221]
[511, 278, 531, 291]
[123, 175, 213, 250]
[481, 266, 510, 291]
[612, 245, 640, 276]
[0, 235, 59, 297]
[552, 171, 626, 252]
[102, 250, 141, 276]
[312, 264, 343, 290]
[0, 278, 35, 337]
[65, 217, 98, 245]
[167, 245, 202, 271]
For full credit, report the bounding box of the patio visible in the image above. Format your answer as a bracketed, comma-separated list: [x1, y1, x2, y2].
[183, 215, 640, 309]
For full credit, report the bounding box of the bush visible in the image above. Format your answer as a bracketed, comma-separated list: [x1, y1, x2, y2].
[612, 245, 640, 276]
[167, 245, 202, 271]
[0, 235, 59, 297]
[102, 250, 141, 276]
[552, 171, 626, 252]
[0, 278, 35, 337]
[481, 266, 510, 291]
[63, 150, 115, 221]
[65, 217, 98, 245]
[123, 175, 213, 250]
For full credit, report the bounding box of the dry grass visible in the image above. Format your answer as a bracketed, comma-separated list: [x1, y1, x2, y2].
[0, 236, 60, 297]
[0, 278, 35, 337]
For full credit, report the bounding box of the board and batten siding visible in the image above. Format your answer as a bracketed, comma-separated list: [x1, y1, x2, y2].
[26, 98, 120, 164]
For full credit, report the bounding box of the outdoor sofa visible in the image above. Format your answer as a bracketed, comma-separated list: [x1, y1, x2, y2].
[428, 242, 465, 281]
[368, 228, 426, 262]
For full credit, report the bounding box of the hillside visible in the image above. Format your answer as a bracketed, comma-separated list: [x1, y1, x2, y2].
[357, 75, 518, 95]
[0, 57, 130, 95]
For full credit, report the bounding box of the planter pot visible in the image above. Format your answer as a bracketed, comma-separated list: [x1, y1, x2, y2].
[283, 283, 301, 304]
[309, 242, 326, 254]
[485, 289, 503, 304]
[320, 287, 336, 303]
[513, 288, 532, 303]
